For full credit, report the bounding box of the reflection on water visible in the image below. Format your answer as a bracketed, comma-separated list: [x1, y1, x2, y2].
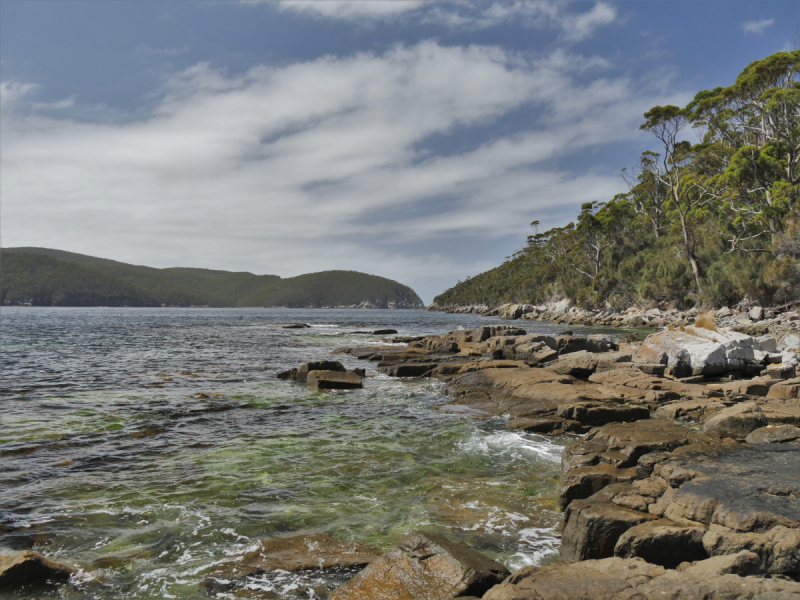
[1, 308, 574, 598]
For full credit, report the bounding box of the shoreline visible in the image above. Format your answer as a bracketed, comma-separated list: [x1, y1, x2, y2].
[320, 321, 800, 597]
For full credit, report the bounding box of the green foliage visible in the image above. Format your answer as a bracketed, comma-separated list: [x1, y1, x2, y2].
[435, 50, 800, 309]
[0, 249, 423, 308]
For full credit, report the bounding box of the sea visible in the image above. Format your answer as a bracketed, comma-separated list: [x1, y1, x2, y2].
[0, 307, 605, 599]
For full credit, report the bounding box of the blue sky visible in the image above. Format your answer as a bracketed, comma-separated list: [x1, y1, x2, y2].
[1, 1, 797, 302]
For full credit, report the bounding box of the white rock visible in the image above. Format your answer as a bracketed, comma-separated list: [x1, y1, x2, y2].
[634, 331, 727, 376]
[716, 307, 732, 318]
[756, 335, 779, 353]
[782, 351, 800, 367]
[749, 306, 764, 321]
[780, 333, 800, 351]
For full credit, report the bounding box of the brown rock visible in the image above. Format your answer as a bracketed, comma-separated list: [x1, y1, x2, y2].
[703, 402, 768, 440]
[745, 424, 800, 444]
[614, 519, 707, 568]
[0, 551, 76, 589]
[767, 377, 800, 403]
[561, 499, 659, 561]
[329, 531, 509, 600]
[206, 532, 380, 580]
[306, 370, 363, 390]
[483, 556, 800, 600]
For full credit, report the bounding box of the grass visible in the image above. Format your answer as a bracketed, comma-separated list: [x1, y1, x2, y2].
[694, 311, 716, 331]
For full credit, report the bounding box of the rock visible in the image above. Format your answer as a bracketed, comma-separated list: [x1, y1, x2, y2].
[483, 556, 800, 600]
[703, 403, 768, 440]
[206, 532, 380, 580]
[0, 551, 76, 589]
[716, 307, 732, 318]
[756, 335, 779, 353]
[307, 370, 363, 390]
[767, 377, 800, 403]
[548, 351, 632, 379]
[283, 323, 311, 329]
[371, 329, 398, 335]
[633, 331, 732, 377]
[294, 360, 347, 381]
[561, 499, 659, 561]
[749, 307, 764, 321]
[709, 376, 775, 397]
[329, 531, 509, 600]
[556, 402, 649, 427]
[653, 444, 800, 531]
[678, 550, 763, 577]
[746, 425, 800, 444]
[781, 333, 800, 351]
[556, 336, 614, 355]
[614, 519, 707, 568]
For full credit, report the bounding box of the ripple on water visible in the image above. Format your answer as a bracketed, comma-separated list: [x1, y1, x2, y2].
[0, 308, 581, 599]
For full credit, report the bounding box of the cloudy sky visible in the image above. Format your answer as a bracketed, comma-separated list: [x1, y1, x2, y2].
[1, 1, 796, 302]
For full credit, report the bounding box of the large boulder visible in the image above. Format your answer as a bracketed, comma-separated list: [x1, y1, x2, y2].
[703, 403, 768, 440]
[278, 360, 347, 381]
[0, 551, 76, 590]
[633, 331, 727, 377]
[614, 519, 708, 568]
[329, 531, 509, 600]
[307, 370, 363, 390]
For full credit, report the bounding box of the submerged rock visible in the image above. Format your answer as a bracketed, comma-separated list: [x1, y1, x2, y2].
[206, 532, 380, 580]
[0, 551, 76, 590]
[329, 531, 509, 600]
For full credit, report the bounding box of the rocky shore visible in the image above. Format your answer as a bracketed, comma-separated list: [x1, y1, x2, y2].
[6, 320, 800, 598]
[429, 300, 800, 339]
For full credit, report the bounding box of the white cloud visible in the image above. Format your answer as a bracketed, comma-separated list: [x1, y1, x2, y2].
[33, 96, 76, 110]
[742, 18, 774, 35]
[273, 0, 423, 21]
[272, 0, 618, 40]
[0, 81, 38, 108]
[1, 42, 682, 302]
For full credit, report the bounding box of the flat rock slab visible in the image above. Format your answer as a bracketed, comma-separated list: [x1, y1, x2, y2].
[482, 557, 800, 600]
[655, 444, 800, 531]
[307, 370, 363, 390]
[746, 424, 800, 444]
[0, 551, 76, 590]
[329, 531, 509, 600]
[206, 532, 380, 580]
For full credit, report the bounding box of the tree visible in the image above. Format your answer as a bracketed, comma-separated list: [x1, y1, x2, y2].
[640, 105, 711, 293]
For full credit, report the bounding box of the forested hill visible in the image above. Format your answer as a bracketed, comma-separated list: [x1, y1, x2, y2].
[434, 50, 800, 310]
[0, 248, 424, 308]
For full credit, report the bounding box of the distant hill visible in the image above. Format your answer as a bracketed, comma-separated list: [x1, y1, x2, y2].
[0, 248, 424, 308]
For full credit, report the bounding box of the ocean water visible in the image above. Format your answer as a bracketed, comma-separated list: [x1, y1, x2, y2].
[1, 308, 590, 599]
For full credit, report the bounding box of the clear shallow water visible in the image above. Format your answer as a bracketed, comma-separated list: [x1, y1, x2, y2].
[1, 308, 578, 599]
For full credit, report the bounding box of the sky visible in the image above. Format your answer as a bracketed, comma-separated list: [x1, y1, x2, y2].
[1, 1, 797, 303]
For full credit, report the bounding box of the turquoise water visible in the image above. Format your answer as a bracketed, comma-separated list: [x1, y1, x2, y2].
[1, 308, 577, 599]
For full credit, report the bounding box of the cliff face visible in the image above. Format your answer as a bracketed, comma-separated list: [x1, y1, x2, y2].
[0, 249, 424, 309]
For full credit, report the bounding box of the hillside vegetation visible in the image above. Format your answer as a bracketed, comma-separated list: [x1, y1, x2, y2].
[1, 248, 424, 308]
[434, 50, 800, 310]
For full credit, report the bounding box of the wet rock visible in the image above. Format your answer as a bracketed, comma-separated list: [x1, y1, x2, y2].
[614, 519, 707, 568]
[746, 424, 800, 444]
[484, 556, 800, 600]
[380, 362, 443, 377]
[329, 531, 509, 600]
[703, 403, 768, 440]
[507, 416, 587, 435]
[283, 323, 311, 329]
[278, 360, 347, 381]
[371, 329, 398, 335]
[206, 532, 380, 580]
[307, 370, 363, 390]
[0, 550, 76, 589]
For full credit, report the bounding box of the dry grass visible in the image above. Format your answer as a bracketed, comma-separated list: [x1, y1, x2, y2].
[694, 311, 716, 331]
